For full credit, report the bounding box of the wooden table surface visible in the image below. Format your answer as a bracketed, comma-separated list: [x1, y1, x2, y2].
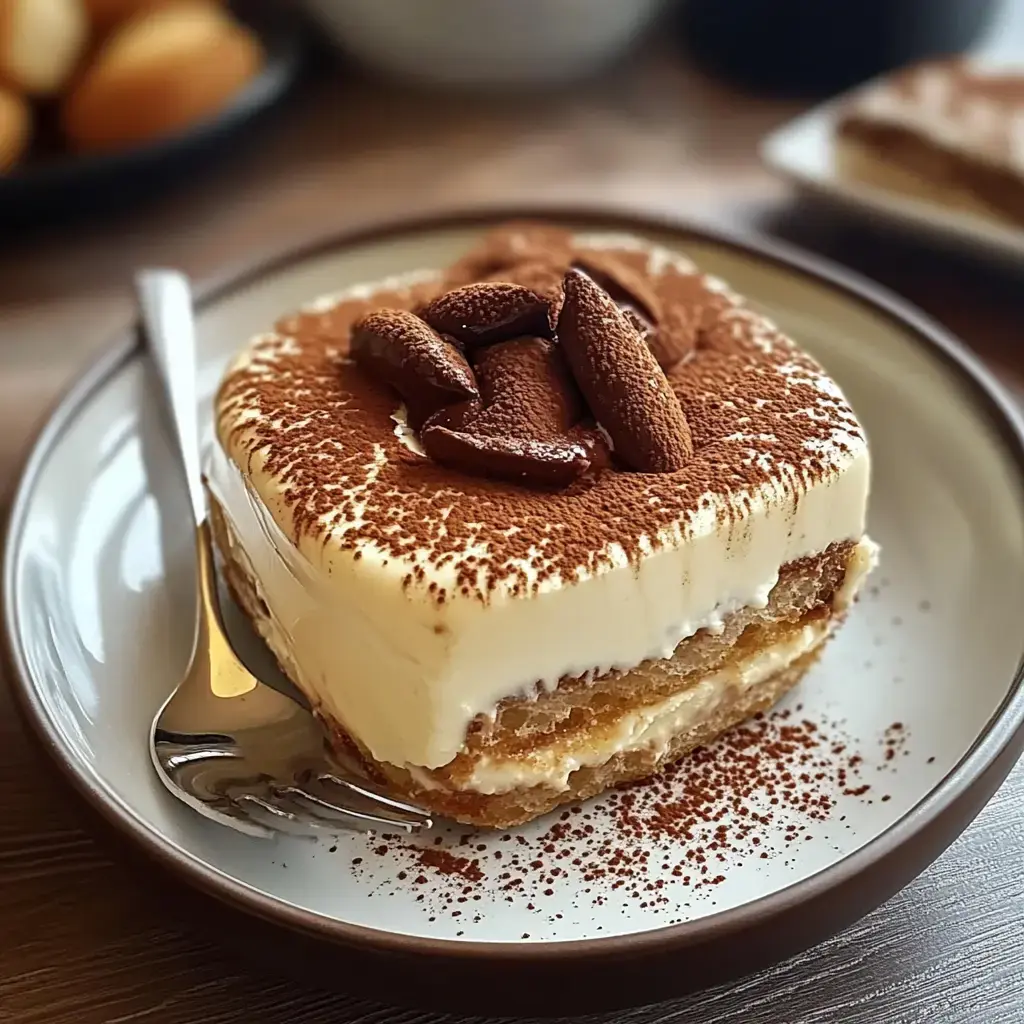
[2, 41, 1024, 1024]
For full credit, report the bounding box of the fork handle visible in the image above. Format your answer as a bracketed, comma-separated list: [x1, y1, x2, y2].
[136, 269, 207, 528]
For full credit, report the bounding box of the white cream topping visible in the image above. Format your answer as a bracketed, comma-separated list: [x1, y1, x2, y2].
[463, 617, 834, 795]
[205, 437, 872, 771]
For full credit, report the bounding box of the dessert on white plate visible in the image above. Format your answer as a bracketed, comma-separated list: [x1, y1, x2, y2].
[205, 222, 877, 828]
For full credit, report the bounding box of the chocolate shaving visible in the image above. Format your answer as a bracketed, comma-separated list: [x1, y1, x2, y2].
[422, 282, 555, 347]
[572, 249, 701, 372]
[420, 425, 591, 488]
[422, 398, 483, 434]
[567, 422, 615, 472]
[557, 269, 693, 473]
[573, 249, 661, 327]
[444, 222, 575, 287]
[651, 269, 732, 370]
[350, 309, 478, 427]
[484, 261, 566, 330]
[417, 337, 595, 486]
[471, 337, 582, 439]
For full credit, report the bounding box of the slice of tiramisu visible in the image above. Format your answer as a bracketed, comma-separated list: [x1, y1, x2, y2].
[207, 222, 876, 829]
[835, 57, 1024, 226]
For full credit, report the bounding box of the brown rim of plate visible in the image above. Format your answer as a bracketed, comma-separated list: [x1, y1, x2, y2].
[4, 205, 1024, 1011]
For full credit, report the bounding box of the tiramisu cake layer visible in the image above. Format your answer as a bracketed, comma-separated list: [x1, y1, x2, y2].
[207, 222, 876, 828]
[836, 57, 1024, 225]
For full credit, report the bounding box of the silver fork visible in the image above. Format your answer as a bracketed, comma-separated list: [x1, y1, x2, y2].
[139, 268, 432, 839]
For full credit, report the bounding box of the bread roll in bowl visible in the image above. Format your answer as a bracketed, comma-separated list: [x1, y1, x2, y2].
[0, 0, 88, 95]
[63, 0, 262, 153]
[83, 0, 223, 31]
[0, 84, 29, 170]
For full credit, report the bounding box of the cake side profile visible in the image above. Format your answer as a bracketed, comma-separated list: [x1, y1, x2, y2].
[206, 222, 877, 828]
[835, 57, 1024, 226]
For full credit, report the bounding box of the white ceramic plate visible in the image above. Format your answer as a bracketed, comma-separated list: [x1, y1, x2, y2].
[6, 211, 1024, 1014]
[760, 5, 1024, 267]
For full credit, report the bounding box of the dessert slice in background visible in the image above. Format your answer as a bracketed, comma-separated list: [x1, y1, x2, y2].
[835, 57, 1024, 226]
[207, 223, 877, 829]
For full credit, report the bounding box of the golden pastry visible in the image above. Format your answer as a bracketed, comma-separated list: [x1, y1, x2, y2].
[82, 0, 223, 31]
[0, 83, 29, 170]
[63, 0, 261, 153]
[0, 0, 88, 95]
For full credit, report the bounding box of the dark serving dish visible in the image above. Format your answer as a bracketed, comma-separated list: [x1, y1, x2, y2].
[0, 0, 305, 230]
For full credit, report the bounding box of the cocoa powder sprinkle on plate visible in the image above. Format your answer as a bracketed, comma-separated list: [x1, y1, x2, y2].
[346, 709, 883, 924]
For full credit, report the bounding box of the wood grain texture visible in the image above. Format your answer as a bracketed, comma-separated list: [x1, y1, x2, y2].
[1, 43, 1023, 1024]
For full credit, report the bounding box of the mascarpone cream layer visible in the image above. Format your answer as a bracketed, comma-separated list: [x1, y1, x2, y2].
[462, 616, 834, 795]
[205, 433, 872, 771]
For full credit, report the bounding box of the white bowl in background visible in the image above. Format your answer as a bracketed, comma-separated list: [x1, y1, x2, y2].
[302, 0, 670, 87]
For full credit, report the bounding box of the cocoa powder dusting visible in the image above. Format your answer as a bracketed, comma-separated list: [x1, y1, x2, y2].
[341, 709, 904, 927]
[882, 722, 909, 765]
[470, 336, 582, 439]
[216, 228, 864, 603]
[557, 268, 693, 472]
[414, 847, 485, 883]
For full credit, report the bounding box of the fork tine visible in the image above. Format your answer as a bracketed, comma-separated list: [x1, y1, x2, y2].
[233, 793, 334, 837]
[238, 789, 424, 838]
[157, 774, 277, 839]
[278, 784, 431, 833]
[316, 772, 434, 820]
[203, 798, 277, 839]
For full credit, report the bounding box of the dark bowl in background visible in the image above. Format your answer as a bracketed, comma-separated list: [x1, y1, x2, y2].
[678, 0, 1000, 97]
[0, 0, 307, 233]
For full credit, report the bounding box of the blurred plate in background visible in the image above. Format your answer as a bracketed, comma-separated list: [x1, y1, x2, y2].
[760, 1, 1024, 268]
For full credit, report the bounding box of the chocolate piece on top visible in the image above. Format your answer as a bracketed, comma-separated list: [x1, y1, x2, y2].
[557, 269, 693, 473]
[484, 260, 566, 330]
[653, 268, 732, 369]
[420, 425, 591, 488]
[572, 249, 707, 372]
[444, 221, 575, 287]
[573, 249, 661, 326]
[422, 282, 555, 346]
[421, 398, 483, 434]
[351, 309, 478, 427]
[566, 421, 615, 472]
[472, 336, 583, 439]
